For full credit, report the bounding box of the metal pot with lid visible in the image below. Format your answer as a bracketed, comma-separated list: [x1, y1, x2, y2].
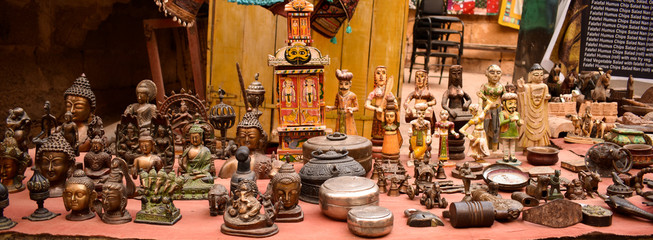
[298, 148, 366, 204]
[302, 132, 373, 173]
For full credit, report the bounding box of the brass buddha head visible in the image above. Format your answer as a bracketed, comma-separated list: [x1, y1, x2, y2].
[36, 132, 76, 188]
[63, 170, 97, 214]
[64, 73, 96, 123]
[0, 140, 29, 191]
[270, 163, 301, 209]
[236, 112, 267, 152]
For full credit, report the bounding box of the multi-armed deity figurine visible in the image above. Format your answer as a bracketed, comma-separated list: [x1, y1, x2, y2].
[0, 132, 31, 193]
[35, 132, 76, 197]
[326, 69, 359, 135]
[433, 110, 459, 164]
[222, 179, 279, 237]
[64, 73, 97, 151]
[459, 103, 493, 163]
[408, 103, 432, 164]
[83, 136, 112, 191]
[135, 169, 183, 225]
[477, 65, 504, 154]
[381, 95, 402, 162]
[124, 79, 158, 128]
[404, 70, 436, 130]
[498, 89, 522, 165]
[62, 170, 97, 221]
[177, 123, 215, 199]
[365, 66, 397, 152]
[131, 132, 164, 179]
[5, 107, 31, 153]
[267, 162, 303, 222]
[517, 63, 551, 149]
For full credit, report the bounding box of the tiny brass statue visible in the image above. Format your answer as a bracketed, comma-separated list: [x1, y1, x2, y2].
[435, 160, 447, 179]
[92, 157, 134, 224]
[408, 103, 432, 164]
[381, 95, 402, 161]
[131, 132, 164, 179]
[268, 162, 303, 222]
[517, 64, 551, 149]
[124, 79, 158, 128]
[63, 170, 97, 221]
[0, 183, 16, 229]
[364, 66, 397, 147]
[230, 146, 258, 195]
[85, 115, 105, 148]
[5, 107, 31, 152]
[35, 132, 76, 197]
[326, 69, 359, 135]
[460, 162, 474, 202]
[32, 101, 58, 151]
[477, 64, 504, 152]
[64, 73, 97, 151]
[578, 171, 601, 198]
[84, 136, 111, 191]
[177, 123, 215, 200]
[134, 169, 183, 225]
[497, 91, 522, 165]
[420, 183, 447, 209]
[208, 184, 228, 216]
[565, 179, 587, 200]
[219, 112, 277, 179]
[404, 70, 436, 129]
[433, 110, 458, 163]
[222, 179, 279, 237]
[23, 169, 60, 221]
[60, 112, 79, 156]
[459, 103, 493, 162]
[115, 113, 140, 165]
[151, 115, 175, 172]
[548, 170, 563, 200]
[0, 133, 31, 193]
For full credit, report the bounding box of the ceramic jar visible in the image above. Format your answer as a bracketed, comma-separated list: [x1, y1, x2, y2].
[299, 149, 366, 204]
[347, 206, 393, 237]
[319, 176, 379, 220]
[302, 133, 373, 173]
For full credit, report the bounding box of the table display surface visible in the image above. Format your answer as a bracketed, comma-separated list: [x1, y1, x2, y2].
[2, 139, 653, 240]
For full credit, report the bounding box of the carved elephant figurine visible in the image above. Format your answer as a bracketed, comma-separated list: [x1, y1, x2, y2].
[208, 184, 228, 216]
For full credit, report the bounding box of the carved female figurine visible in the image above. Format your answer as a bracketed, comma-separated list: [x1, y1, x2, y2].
[365, 66, 397, 144]
[123, 79, 158, 128]
[35, 132, 76, 197]
[5, 107, 31, 152]
[268, 162, 303, 222]
[441, 65, 472, 120]
[477, 65, 504, 152]
[84, 136, 112, 189]
[152, 118, 174, 170]
[517, 64, 551, 149]
[498, 92, 522, 164]
[408, 103, 431, 164]
[381, 96, 402, 161]
[404, 70, 436, 126]
[459, 103, 493, 162]
[0, 133, 31, 192]
[326, 69, 359, 135]
[433, 110, 459, 162]
[63, 170, 98, 221]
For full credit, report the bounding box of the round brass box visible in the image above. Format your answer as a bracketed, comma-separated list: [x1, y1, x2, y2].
[319, 176, 379, 220]
[347, 206, 393, 238]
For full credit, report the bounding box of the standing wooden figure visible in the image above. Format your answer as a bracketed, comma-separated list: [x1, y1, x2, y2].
[433, 110, 458, 163]
[365, 66, 397, 152]
[326, 69, 358, 135]
[381, 95, 402, 162]
[498, 91, 522, 165]
[408, 103, 431, 164]
[517, 64, 551, 149]
[477, 65, 504, 152]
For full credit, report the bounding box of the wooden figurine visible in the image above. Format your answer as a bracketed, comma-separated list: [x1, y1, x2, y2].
[5, 107, 31, 153]
[83, 136, 112, 191]
[326, 69, 359, 135]
[268, 162, 303, 222]
[365, 66, 397, 150]
[381, 95, 402, 162]
[0, 132, 31, 193]
[404, 70, 436, 130]
[177, 123, 215, 199]
[124, 79, 158, 128]
[222, 179, 279, 237]
[459, 103, 493, 163]
[565, 179, 587, 200]
[131, 132, 164, 180]
[441, 66, 472, 160]
[498, 91, 522, 165]
[517, 63, 551, 149]
[433, 110, 458, 163]
[408, 103, 432, 164]
[561, 71, 577, 95]
[577, 71, 596, 102]
[592, 70, 611, 102]
[35, 132, 76, 197]
[63, 170, 97, 221]
[134, 169, 183, 225]
[477, 64, 504, 153]
[64, 73, 97, 151]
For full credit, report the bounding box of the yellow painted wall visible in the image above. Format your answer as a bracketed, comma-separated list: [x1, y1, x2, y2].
[206, 0, 410, 142]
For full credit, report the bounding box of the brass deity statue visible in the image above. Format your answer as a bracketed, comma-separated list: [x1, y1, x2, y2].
[177, 123, 215, 199]
[131, 132, 164, 179]
[124, 79, 158, 128]
[5, 107, 31, 152]
[63, 170, 98, 221]
[83, 136, 112, 191]
[35, 132, 76, 197]
[0, 132, 31, 192]
[267, 162, 303, 222]
[222, 179, 279, 237]
[64, 74, 97, 151]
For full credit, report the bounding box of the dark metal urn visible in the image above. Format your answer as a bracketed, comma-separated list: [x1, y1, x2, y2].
[299, 149, 366, 204]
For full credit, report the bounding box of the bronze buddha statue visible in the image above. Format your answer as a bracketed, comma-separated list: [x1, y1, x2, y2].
[124, 79, 158, 128]
[83, 136, 112, 191]
[131, 132, 164, 179]
[63, 170, 98, 221]
[35, 132, 76, 197]
[177, 123, 215, 199]
[64, 73, 97, 151]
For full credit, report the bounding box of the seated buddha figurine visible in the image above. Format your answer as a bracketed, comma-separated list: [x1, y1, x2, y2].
[177, 123, 215, 199]
[36, 132, 77, 197]
[222, 179, 279, 237]
[64, 73, 97, 151]
[267, 162, 303, 222]
[131, 132, 163, 179]
[84, 136, 112, 191]
[124, 79, 158, 128]
[0, 132, 31, 193]
[63, 169, 98, 221]
[219, 112, 280, 179]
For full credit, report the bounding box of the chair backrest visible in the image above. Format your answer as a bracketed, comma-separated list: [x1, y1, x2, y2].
[420, 0, 446, 16]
